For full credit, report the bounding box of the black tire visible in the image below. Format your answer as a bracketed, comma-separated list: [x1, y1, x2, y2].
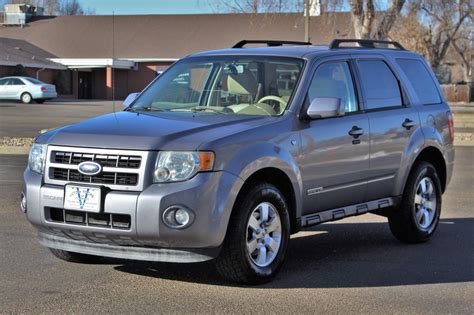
[388, 162, 442, 243]
[49, 248, 102, 263]
[21, 92, 32, 104]
[215, 183, 290, 284]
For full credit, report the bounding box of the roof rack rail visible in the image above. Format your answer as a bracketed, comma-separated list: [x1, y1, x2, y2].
[329, 39, 405, 50]
[233, 40, 312, 48]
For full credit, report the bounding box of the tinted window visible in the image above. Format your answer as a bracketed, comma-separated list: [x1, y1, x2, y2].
[397, 59, 441, 105]
[308, 61, 358, 113]
[8, 78, 24, 85]
[357, 60, 402, 109]
[0, 79, 7, 86]
[24, 77, 44, 85]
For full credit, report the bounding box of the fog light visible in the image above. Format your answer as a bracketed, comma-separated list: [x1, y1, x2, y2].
[20, 192, 27, 213]
[162, 205, 194, 229]
[175, 209, 190, 226]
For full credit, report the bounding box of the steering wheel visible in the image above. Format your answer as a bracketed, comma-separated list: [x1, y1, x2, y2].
[257, 95, 288, 113]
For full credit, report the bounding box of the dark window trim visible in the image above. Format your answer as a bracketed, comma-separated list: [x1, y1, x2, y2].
[353, 57, 411, 112]
[395, 57, 443, 106]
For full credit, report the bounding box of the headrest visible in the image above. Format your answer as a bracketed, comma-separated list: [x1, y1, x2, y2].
[227, 69, 258, 96]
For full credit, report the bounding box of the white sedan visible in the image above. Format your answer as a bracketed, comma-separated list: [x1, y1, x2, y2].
[0, 76, 57, 104]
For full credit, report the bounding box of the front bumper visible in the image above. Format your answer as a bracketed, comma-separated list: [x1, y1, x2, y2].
[23, 168, 243, 262]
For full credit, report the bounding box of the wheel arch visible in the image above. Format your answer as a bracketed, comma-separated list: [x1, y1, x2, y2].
[234, 167, 300, 234]
[405, 146, 447, 193]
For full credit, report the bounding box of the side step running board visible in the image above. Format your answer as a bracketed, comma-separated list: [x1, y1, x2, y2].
[301, 197, 395, 227]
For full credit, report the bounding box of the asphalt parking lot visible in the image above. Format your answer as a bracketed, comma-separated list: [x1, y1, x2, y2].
[0, 100, 114, 138]
[0, 147, 472, 313]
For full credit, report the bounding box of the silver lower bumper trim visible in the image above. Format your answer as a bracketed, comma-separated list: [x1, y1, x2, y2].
[38, 231, 219, 263]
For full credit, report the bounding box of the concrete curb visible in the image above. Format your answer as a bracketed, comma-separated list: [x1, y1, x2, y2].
[0, 146, 31, 155]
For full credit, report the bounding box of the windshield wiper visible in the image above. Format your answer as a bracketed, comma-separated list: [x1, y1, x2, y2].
[188, 106, 228, 114]
[128, 106, 168, 112]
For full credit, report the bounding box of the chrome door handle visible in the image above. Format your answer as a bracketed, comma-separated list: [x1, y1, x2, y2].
[402, 118, 415, 130]
[348, 126, 364, 139]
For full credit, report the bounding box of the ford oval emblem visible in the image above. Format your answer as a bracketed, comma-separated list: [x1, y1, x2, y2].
[78, 161, 102, 176]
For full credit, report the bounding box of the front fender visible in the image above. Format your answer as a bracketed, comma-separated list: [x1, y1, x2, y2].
[216, 142, 303, 219]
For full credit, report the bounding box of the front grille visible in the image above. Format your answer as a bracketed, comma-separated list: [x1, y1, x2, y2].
[50, 168, 138, 186]
[52, 151, 141, 168]
[45, 146, 149, 191]
[46, 207, 131, 230]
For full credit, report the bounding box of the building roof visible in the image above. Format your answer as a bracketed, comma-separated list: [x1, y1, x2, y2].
[0, 13, 352, 59]
[0, 37, 66, 69]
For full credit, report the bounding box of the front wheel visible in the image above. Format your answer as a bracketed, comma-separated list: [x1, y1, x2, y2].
[215, 183, 290, 284]
[388, 162, 442, 243]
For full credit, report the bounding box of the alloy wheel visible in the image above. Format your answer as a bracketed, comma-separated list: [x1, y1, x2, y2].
[246, 202, 282, 268]
[414, 177, 437, 229]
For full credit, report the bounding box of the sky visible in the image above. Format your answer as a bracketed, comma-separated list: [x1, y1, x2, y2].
[79, 0, 222, 15]
[76, 0, 383, 15]
[0, 0, 388, 15]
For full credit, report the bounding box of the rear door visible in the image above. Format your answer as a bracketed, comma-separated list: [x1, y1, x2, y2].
[353, 55, 419, 200]
[299, 56, 370, 213]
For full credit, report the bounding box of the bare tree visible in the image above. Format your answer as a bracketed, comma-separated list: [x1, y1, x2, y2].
[207, 0, 345, 14]
[2, 0, 93, 15]
[419, 0, 472, 74]
[208, 0, 303, 14]
[349, 0, 406, 39]
[451, 23, 473, 82]
[59, 0, 85, 15]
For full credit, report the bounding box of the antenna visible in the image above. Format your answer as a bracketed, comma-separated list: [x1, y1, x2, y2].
[112, 10, 115, 113]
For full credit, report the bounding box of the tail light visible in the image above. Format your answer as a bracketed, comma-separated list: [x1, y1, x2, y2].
[40, 86, 46, 91]
[447, 111, 454, 142]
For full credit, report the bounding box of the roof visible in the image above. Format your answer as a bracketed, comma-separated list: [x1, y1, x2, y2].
[0, 13, 352, 59]
[192, 45, 329, 58]
[0, 37, 66, 69]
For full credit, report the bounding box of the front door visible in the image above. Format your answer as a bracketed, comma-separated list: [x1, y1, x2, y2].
[299, 58, 370, 214]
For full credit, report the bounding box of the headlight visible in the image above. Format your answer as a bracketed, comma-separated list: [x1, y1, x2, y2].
[153, 151, 214, 183]
[28, 143, 47, 174]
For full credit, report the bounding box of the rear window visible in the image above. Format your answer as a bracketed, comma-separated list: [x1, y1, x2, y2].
[24, 78, 44, 85]
[357, 60, 402, 110]
[396, 59, 441, 105]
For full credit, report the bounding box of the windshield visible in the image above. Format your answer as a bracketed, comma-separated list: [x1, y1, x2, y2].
[130, 56, 304, 116]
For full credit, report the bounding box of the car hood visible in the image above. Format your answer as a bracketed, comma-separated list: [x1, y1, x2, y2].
[37, 111, 274, 151]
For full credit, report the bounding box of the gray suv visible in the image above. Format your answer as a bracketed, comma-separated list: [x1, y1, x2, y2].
[22, 39, 455, 284]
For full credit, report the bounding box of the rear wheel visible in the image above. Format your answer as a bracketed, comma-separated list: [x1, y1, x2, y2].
[388, 162, 442, 243]
[49, 248, 102, 263]
[21, 92, 32, 104]
[215, 183, 290, 284]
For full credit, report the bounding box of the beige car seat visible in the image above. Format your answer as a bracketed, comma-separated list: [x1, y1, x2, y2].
[227, 70, 276, 115]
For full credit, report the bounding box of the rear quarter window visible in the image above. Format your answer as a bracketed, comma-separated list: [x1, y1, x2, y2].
[396, 59, 441, 105]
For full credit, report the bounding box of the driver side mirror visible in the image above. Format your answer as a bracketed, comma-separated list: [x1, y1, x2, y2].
[123, 92, 140, 109]
[306, 97, 345, 119]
